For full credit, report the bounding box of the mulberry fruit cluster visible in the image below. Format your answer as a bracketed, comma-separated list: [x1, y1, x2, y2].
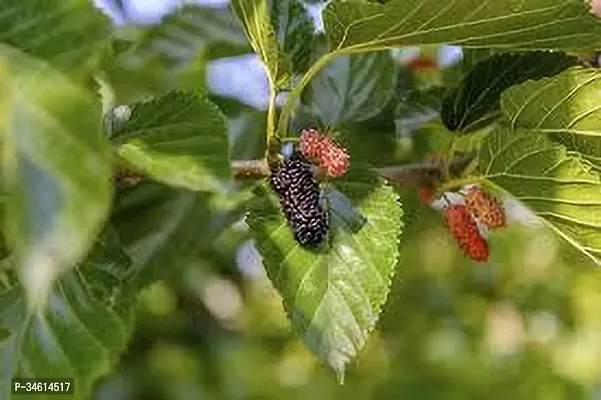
[269, 152, 328, 247]
[422, 184, 506, 263]
[299, 128, 350, 177]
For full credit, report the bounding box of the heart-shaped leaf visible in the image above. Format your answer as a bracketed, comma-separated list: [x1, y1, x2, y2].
[478, 126, 601, 266]
[1, 228, 136, 400]
[108, 91, 230, 192]
[246, 170, 403, 381]
[0, 45, 113, 310]
[500, 67, 601, 170]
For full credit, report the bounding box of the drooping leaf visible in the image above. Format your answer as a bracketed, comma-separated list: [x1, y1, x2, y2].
[231, 0, 293, 87]
[478, 126, 601, 266]
[108, 91, 230, 192]
[0, 228, 136, 400]
[308, 51, 398, 126]
[441, 51, 578, 133]
[271, 0, 316, 74]
[0, 0, 109, 73]
[500, 67, 601, 171]
[0, 45, 113, 310]
[324, 0, 601, 54]
[246, 170, 403, 381]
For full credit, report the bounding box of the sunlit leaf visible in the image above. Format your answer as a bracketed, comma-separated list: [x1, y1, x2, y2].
[0, 45, 113, 310]
[501, 67, 601, 171]
[478, 126, 601, 266]
[324, 0, 601, 54]
[246, 170, 403, 381]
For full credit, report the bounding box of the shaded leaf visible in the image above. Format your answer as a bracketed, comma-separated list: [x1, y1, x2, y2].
[308, 51, 398, 126]
[441, 51, 578, 133]
[324, 0, 601, 53]
[0, 0, 109, 73]
[0, 228, 136, 399]
[109, 91, 230, 192]
[478, 126, 601, 266]
[232, 0, 293, 87]
[0, 45, 112, 310]
[501, 67, 601, 170]
[246, 170, 403, 380]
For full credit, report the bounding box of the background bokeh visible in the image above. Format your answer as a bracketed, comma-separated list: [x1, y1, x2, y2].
[91, 1, 601, 399]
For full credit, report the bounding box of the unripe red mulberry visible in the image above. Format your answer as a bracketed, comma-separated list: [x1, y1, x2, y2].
[299, 128, 324, 160]
[299, 128, 350, 178]
[269, 152, 328, 247]
[465, 186, 506, 229]
[443, 204, 490, 262]
[319, 138, 350, 178]
[418, 186, 437, 204]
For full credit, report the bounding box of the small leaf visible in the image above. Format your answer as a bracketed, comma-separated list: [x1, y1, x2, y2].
[501, 67, 601, 170]
[109, 91, 230, 192]
[0, 45, 113, 310]
[478, 126, 601, 266]
[324, 0, 601, 53]
[441, 51, 577, 133]
[246, 170, 403, 379]
[231, 0, 293, 87]
[0, 0, 109, 73]
[1, 228, 136, 399]
[308, 51, 398, 126]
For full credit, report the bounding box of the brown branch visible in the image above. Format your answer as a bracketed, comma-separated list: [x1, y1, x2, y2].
[231, 159, 271, 180]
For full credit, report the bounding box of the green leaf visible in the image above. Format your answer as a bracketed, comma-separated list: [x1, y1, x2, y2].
[109, 91, 230, 192]
[500, 67, 601, 170]
[0, 45, 113, 310]
[231, 0, 293, 87]
[308, 51, 398, 126]
[441, 51, 578, 133]
[478, 126, 601, 266]
[0, 0, 109, 73]
[246, 170, 403, 380]
[324, 0, 601, 53]
[1, 228, 136, 400]
[110, 182, 245, 284]
[271, 0, 316, 74]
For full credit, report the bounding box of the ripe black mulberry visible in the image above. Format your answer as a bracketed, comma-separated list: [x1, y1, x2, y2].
[269, 152, 328, 247]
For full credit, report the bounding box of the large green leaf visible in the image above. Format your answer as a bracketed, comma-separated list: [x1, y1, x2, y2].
[108, 91, 230, 192]
[0, 45, 112, 310]
[441, 51, 578, 133]
[478, 126, 601, 266]
[0, 0, 109, 73]
[246, 170, 403, 381]
[0, 228, 136, 400]
[500, 67, 601, 170]
[307, 51, 398, 126]
[324, 0, 601, 53]
[231, 0, 293, 87]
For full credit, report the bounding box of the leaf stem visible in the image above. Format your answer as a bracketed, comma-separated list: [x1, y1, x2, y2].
[277, 52, 336, 138]
[266, 82, 279, 161]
